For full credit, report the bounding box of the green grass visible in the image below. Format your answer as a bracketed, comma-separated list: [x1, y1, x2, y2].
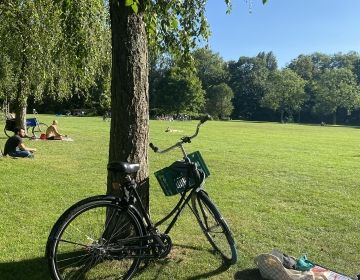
[0, 116, 359, 279]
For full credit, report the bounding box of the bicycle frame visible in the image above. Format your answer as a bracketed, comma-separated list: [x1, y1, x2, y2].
[154, 186, 199, 234]
[146, 116, 211, 233]
[109, 116, 210, 259]
[111, 175, 204, 261]
[125, 170, 204, 237]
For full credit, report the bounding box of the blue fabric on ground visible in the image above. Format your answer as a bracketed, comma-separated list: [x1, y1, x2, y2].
[296, 255, 315, 271]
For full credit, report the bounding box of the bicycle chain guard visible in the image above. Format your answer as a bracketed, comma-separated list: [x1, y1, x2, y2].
[153, 233, 172, 259]
[104, 233, 172, 260]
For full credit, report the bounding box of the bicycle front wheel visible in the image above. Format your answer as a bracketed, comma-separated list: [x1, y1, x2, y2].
[46, 196, 145, 280]
[32, 122, 48, 137]
[191, 190, 237, 265]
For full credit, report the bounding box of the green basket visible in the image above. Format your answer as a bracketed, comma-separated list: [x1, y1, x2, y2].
[187, 151, 210, 177]
[154, 151, 210, 196]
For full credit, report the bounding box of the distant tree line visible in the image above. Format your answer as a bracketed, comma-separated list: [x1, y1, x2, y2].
[1, 1, 360, 126]
[150, 50, 360, 125]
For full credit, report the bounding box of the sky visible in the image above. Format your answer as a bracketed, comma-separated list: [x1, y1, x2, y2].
[205, 0, 360, 68]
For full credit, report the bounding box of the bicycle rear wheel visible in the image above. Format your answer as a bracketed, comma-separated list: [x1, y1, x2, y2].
[191, 190, 237, 265]
[4, 127, 12, 137]
[4, 119, 15, 137]
[46, 196, 145, 280]
[32, 122, 48, 137]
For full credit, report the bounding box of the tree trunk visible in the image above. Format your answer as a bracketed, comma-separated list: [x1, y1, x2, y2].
[333, 111, 337, 125]
[280, 110, 284, 123]
[15, 102, 27, 131]
[108, 1, 149, 211]
[15, 54, 28, 131]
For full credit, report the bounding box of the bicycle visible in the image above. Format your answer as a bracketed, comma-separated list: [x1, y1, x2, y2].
[4, 111, 48, 138]
[46, 116, 237, 280]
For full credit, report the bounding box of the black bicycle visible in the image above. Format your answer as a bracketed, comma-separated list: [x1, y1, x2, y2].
[46, 116, 237, 280]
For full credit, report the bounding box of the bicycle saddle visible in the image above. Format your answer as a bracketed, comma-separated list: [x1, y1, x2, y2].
[107, 161, 140, 174]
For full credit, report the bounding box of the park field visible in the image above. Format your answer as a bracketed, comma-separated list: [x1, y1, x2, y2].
[0, 116, 359, 280]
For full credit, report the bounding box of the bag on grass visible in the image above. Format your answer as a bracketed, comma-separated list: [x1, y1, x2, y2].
[255, 252, 357, 280]
[255, 253, 328, 280]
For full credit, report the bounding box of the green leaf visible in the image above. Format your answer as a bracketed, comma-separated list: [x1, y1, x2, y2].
[124, 0, 138, 13]
[131, 3, 138, 13]
[170, 17, 178, 29]
[262, 0, 268, 4]
[125, 0, 133, 7]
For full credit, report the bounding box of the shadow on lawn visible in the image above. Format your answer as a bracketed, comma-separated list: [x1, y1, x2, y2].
[234, 268, 263, 280]
[138, 243, 233, 280]
[167, 244, 264, 280]
[0, 250, 264, 280]
[185, 263, 231, 280]
[143, 258, 232, 280]
[0, 256, 48, 280]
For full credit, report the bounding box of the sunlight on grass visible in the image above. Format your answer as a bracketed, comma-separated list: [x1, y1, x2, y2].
[0, 116, 359, 279]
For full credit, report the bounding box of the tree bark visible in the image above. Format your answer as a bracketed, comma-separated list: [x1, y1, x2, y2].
[108, 1, 149, 211]
[15, 54, 28, 131]
[15, 102, 27, 131]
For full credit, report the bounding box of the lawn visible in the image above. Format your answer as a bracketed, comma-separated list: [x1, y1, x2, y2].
[0, 116, 359, 280]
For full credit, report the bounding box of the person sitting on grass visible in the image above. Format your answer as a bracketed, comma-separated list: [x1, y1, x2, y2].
[46, 120, 65, 140]
[3, 127, 37, 158]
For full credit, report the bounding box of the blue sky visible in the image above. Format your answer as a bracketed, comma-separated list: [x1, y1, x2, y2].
[205, 0, 360, 68]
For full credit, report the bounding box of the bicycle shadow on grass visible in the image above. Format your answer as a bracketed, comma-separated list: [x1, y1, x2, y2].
[185, 263, 232, 280]
[139, 243, 233, 280]
[0, 256, 48, 280]
[176, 243, 234, 280]
[234, 268, 263, 280]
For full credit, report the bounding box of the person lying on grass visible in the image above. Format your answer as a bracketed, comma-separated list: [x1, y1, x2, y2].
[3, 127, 37, 158]
[46, 120, 66, 140]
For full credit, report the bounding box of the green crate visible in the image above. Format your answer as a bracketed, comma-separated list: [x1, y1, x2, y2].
[188, 151, 210, 177]
[154, 151, 210, 196]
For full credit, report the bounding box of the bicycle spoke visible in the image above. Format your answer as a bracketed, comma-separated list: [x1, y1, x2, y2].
[72, 257, 95, 280]
[191, 191, 237, 264]
[68, 222, 97, 243]
[47, 198, 144, 279]
[57, 239, 91, 248]
[102, 208, 118, 237]
[108, 221, 131, 241]
[58, 253, 92, 272]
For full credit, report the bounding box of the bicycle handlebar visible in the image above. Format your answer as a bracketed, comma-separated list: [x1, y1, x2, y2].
[150, 115, 211, 154]
[200, 114, 211, 124]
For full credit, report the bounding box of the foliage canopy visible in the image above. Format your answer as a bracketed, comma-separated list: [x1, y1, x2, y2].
[261, 69, 306, 122]
[0, 0, 110, 126]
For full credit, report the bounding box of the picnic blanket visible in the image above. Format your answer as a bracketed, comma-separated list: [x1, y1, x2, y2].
[61, 137, 73, 141]
[31, 136, 73, 141]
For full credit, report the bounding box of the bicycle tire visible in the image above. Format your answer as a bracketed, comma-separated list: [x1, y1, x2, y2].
[191, 190, 237, 265]
[46, 196, 145, 280]
[4, 127, 12, 137]
[32, 122, 48, 138]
